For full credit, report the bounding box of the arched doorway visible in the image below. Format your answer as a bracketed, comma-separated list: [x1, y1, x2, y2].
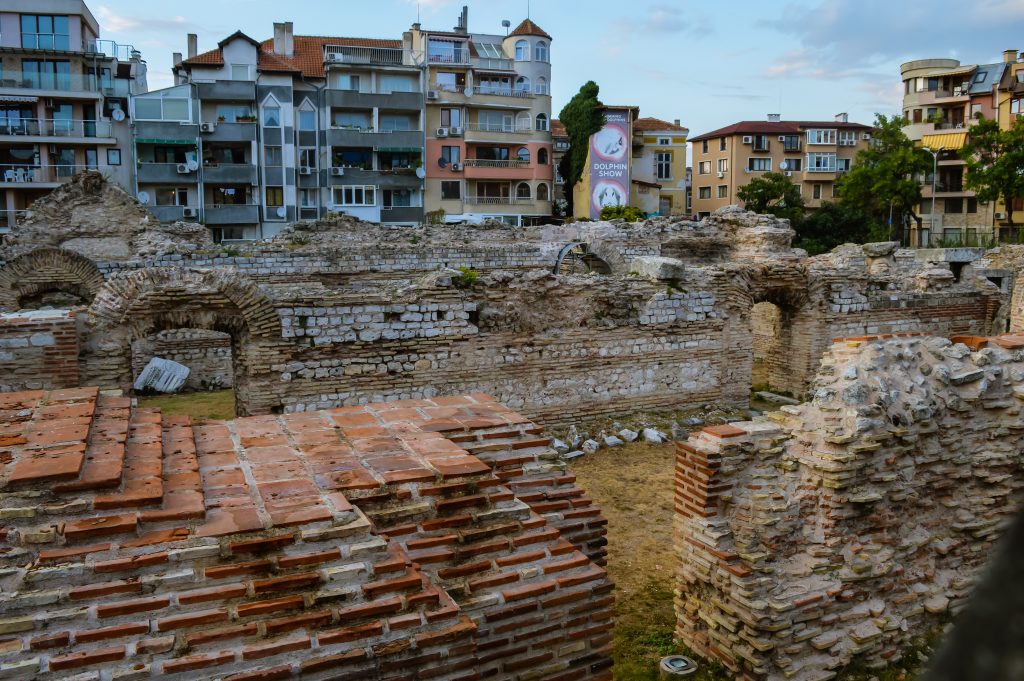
[131, 328, 234, 393]
[0, 247, 105, 310]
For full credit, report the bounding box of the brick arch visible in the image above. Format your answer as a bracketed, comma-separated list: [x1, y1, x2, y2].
[552, 240, 621, 275]
[0, 247, 105, 310]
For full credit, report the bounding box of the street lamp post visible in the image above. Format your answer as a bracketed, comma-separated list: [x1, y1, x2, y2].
[924, 146, 943, 247]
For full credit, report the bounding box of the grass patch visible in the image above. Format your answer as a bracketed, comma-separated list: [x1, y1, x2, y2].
[137, 389, 236, 423]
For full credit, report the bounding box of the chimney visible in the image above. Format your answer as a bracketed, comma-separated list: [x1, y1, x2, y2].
[273, 22, 294, 57]
[172, 51, 182, 66]
[674, 119, 681, 126]
[455, 5, 468, 33]
[187, 33, 197, 59]
[835, 112, 849, 123]
[1004, 49, 1019, 63]
[767, 113, 781, 122]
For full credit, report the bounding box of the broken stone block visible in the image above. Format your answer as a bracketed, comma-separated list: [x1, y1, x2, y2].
[603, 435, 624, 447]
[133, 357, 190, 394]
[551, 438, 570, 454]
[617, 428, 638, 442]
[862, 241, 899, 257]
[581, 439, 600, 454]
[629, 256, 685, 281]
[642, 428, 666, 444]
[754, 391, 800, 406]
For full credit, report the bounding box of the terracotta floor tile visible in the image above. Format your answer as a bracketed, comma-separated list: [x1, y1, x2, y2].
[195, 507, 264, 538]
[8, 446, 85, 483]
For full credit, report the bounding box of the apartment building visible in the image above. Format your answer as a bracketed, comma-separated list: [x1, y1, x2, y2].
[995, 49, 1024, 239]
[410, 8, 553, 225]
[631, 117, 688, 215]
[900, 56, 1005, 244]
[689, 114, 872, 218]
[0, 0, 146, 231]
[550, 117, 568, 211]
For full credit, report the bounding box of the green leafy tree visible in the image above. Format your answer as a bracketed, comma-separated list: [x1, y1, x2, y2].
[961, 116, 1024, 233]
[794, 201, 884, 255]
[736, 171, 805, 223]
[837, 113, 930, 239]
[558, 81, 605, 216]
[599, 205, 645, 221]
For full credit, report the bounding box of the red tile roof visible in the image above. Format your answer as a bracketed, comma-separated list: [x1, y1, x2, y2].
[689, 119, 872, 142]
[550, 118, 566, 137]
[510, 18, 551, 39]
[634, 117, 688, 133]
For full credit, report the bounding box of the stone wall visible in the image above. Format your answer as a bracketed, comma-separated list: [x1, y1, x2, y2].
[0, 309, 80, 392]
[674, 333, 1024, 679]
[131, 329, 234, 391]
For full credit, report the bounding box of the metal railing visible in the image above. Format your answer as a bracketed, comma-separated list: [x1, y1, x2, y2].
[465, 123, 533, 133]
[472, 86, 534, 98]
[0, 118, 113, 138]
[463, 159, 530, 168]
[427, 47, 469, 65]
[0, 71, 130, 96]
[467, 196, 532, 205]
[473, 57, 514, 71]
[0, 164, 90, 183]
[324, 45, 406, 66]
[86, 39, 141, 61]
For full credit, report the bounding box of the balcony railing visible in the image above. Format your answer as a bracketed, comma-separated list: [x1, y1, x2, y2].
[472, 86, 534, 98]
[473, 57, 514, 71]
[463, 159, 530, 168]
[324, 45, 406, 66]
[427, 47, 470, 65]
[86, 39, 141, 62]
[465, 123, 532, 134]
[467, 196, 532, 205]
[0, 164, 91, 183]
[0, 118, 113, 138]
[0, 71, 130, 96]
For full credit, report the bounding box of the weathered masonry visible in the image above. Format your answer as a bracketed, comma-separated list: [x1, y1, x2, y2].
[0, 197, 1013, 423]
[674, 333, 1024, 680]
[0, 388, 612, 680]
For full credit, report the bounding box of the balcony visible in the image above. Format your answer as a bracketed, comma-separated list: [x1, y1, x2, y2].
[137, 163, 199, 184]
[148, 205, 189, 222]
[86, 39, 141, 62]
[203, 163, 257, 184]
[0, 164, 89, 186]
[0, 71, 129, 97]
[196, 80, 256, 101]
[431, 84, 535, 109]
[380, 206, 424, 223]
[462, 158, 534, 180]
[427, 47, 470, 66]
[326, 127, 423, 148]
[324, 45, 407, 66]
[463, 159, 529, 168]
[472, 57, 514, 72]
[0, 118, 115, 143]
[134, 120, 200, 141]
[464, 124, 533, 143]
[466, 196, 534, 205]
[204, 204, 260, 224]
[326, 90, 421, 110]
[326, 167, 422, 188]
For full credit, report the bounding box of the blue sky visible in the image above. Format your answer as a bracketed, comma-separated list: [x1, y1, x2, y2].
[95, 0, 1024, 138]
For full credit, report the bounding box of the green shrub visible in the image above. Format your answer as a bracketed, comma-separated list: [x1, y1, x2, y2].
[454, 266, 478, 288]
[600, 205, 646, 222]
[425, 209, 446, 225]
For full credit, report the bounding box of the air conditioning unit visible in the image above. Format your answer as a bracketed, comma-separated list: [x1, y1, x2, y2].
[784, 171, 793, 177]
[436, 127, 449, 137]
[994, 212, 1007, 220]
[449, 127, 463, 137]
[330, 167, 345, 176]
[450, 163, 462, 171]
[861, 133, 872, 140]
[742, 135, 753, 144]
[427, 90, 439, 100]
[182, 207, 198, 218]
[299, 166, 312, 176]
[328, 53, 343, 62]
[200, 122, 216, 133]
[778, 136, 786, 142]
[716, 171, 725, 178]
[176, 163, 191, 174]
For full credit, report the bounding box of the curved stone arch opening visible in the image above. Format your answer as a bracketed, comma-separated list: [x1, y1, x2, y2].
[552, 241, 620, 275]
[0, 247, 105, 310]
[83, 267, 283, 415]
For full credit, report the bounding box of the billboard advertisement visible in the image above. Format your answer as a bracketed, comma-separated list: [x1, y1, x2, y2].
[588, 108, 630, 219]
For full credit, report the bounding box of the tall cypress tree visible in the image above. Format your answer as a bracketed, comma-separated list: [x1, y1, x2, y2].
[558, 81, 605, 216]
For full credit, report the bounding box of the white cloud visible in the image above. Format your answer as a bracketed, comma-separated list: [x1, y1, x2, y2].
[96, 6, 198, 33]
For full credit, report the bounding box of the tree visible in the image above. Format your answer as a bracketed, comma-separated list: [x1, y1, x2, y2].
[557, 81, 605, 216]
[961, 116, 1024, 234]
[736, 171, 805, 223]
[794, 201, 883, 255]
[837, 113, 930, 239]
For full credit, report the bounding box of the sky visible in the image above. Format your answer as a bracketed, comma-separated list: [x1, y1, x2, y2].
[94, 0, 1024, 139]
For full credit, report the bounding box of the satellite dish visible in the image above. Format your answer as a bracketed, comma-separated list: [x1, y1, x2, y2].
[438, 157, 449, 168]
[111, 108, 126, 122]
[186, 159, 199, 171]
[464, 87, 473, 97]
[276, 207, 287, 218]
[137, 191, 150, 204]
[779, 160, 788, 170]
[415, 166, 426, 179]
[502, 19, 511, 28]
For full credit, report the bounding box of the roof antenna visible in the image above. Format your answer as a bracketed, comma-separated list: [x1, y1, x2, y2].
[417, 1, 421, 23]
[527, 0, 531, 18]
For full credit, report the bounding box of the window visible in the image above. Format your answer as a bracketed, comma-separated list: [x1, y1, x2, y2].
[747, 157, 771, 172]
[383, 188, 420, 208]
[22, 60, 71, 90]
[380, 74, 417, 93]
[658, 138, 671, 146]
[538, 148, 549, 164]
[21, 15, 69, 51]
[698, 161, 711, 174]
[300, 189, 317, 208]
[752, 135, 769, 151]
[516, 182, 532, 199]
[332, 185, 377, 206]
[806, 152, 837, 172]
[836, 158, 851, 172]
[701, 140, 708, 153]
[698, 186, 711, 199]
[332, 148, 371, 169]
[535, 76, 549, 95]
[838, 130, 857, 146]
[298, 110, 316, 130]
[537, 183, 549, 201]
[782, 158, 802, 171]
[335, 74, 361, 91]
[107, 149, 121, 165]
[1011, 98, 1023, 115]
[515, 76, 531, 93]
[156, 187, 189, 206]
[230, 64, 250, 81]
[441, 180, 461, 200]
[970, 103, 983, 119]
[265, 186, 284, 206]
[380, 114, 413, 132]
[216, 105, 253, 122]
[717, 185, 728, 198]
[517, 147, 530, 163]
[805, 128, 837, 145]
[812, 184, 821, 200]
[967, 197, 978, 214]
[535, 113, 548, 131]
[440, 108, 462, 128]
[263, 105, 281, 127]
[441, 146, 461, 165]
[264, 146, 282, 166]
[717, 158, 728, 173]
[299, 148, 316, 170]
[945, 197, 964, 214]
[719, 138, 727, 151]
[515, 40, 529, 61]
[656, 152, 672, 180]
[332, 112, 370, 129]
[535, 41, 548, 61]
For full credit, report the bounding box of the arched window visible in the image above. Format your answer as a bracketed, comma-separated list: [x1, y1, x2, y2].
[517, 147, 530, 163]
[516, 113, 531, 131]
[516, 182, 532, 199]
[535, 113, 548, 131]
[515, 76, 531, 93]
[538, 148, 549, 164]
[537, 183, 549, 201]
[515, 40, 529, 61]
[535, 41, 548, 62]
[535, 76, 549, 95]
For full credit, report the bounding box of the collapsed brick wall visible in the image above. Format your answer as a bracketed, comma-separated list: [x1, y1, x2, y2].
[131, 329, 234, 391]
[0, 388, 612, 680]
[674, 334, 1024, 680]
[0, 310, 80, 392]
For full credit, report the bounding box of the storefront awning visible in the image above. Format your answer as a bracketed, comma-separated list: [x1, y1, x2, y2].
[920, 132, 968, 150]
[0, 95, 37, 103]
[134, 138, 196, 145]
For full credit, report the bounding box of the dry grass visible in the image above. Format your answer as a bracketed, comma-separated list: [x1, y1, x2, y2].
[137, 389, 236, 423]
[570, 441, 727, 681]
